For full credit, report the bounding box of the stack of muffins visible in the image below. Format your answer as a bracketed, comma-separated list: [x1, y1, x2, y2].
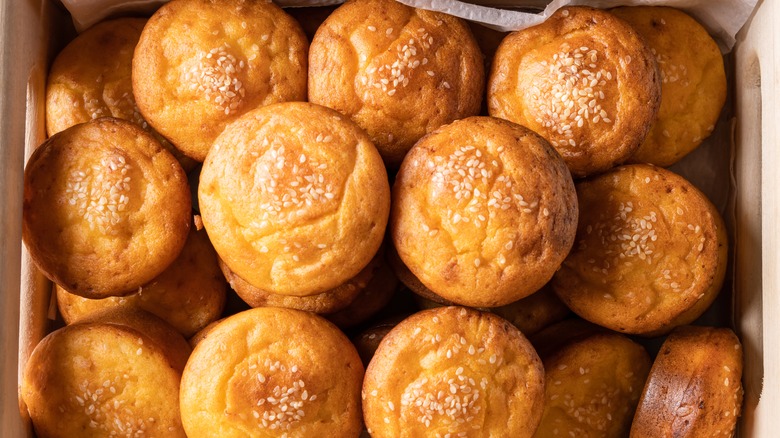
[21, 0, 741, 437]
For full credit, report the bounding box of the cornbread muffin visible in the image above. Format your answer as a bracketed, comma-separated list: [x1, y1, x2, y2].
[23, 118, 191, 298]
[552, 164, 727, 335]
[631, 326, 743, 438]
[46, 17, 196, 171]
[391, 116, 578, 307]
[199, 102, 390, 296]
[56, 223, 226, 337]
[363, 306, 545, 437]
[180, 307, 364, 437]
[308, 0, 484, 167]
[488, 6, 661, 177]
[326, 257, 398, 328]
[133, 0, 308, 161]
[22, 308, 191, 437]
[531, 322, 651, 437]
[611, 7, 727, 167]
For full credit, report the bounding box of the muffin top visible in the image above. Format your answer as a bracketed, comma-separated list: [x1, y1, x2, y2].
[199, 102, 390, 296]
[363, 306, 545, 438]
[23, 118, 191, 298]
[132, 0, 308, 161]
[631, 326, 743, 438]
[22, 308, 191, 438]
[308, 0, 484, 167]
[553, 164, 727, 335]
[488, 6, 661, 177]
[533, 324, 651, 437]
[391, 116, 577, 307]
[180, 307, 364, 438]
[612, 6, 727, 167]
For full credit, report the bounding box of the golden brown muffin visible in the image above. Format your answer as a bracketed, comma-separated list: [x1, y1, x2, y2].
[46, 17, 196, 171]
[133, 0, 308, 161]
[56, 222, 226, 337]
[531, 322, 651, 438]
[391, 116, 578, 307]
[610, 7, 727, 167]
[23, 117, 191, 298]
[199, 102, 390, 297]
[308, 0, 484, 167]
[21, 308, 191, 438]
[488, 6, 661, 177]
[325, 256, 398, 328]
[363, 306, 545, 437]
[630, 326, 743, 438]
[180, 307, 364, 437]
[552, 164, 727, 335]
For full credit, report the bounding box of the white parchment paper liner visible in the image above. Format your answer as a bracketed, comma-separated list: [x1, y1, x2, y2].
[63, 0, 756, 52]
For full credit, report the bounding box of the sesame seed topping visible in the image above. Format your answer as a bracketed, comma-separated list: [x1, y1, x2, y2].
[185, 43, 246, 116]
[364, 27, 434, 97]
[253, 141, 335, 222]
[64, 155, 132, 235]
[399, 371, 481, 431]
[584, 203, 658, 271]
[429, 144, 536, 238]
[251, 362, 312, 431]
[531, 43, 614, 149]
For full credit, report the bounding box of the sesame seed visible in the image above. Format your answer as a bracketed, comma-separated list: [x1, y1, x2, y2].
[368, 25, 376, 31]
[184, 43, 245, 115]
[530, 44, 614, 149]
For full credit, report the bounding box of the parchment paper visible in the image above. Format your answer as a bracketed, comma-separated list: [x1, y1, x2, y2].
[63, 0, 757, 51]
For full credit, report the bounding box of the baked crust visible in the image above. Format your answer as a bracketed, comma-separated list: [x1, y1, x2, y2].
[23, 117, 191, 298]
[57, 222, 226, 338]
[612, 6, 727, 167]
[488, 6, 661, 177]
[630, 326, 743, 438]
[552, 164, 728, 335]
[132, 0, 308, 161]
[180, 307, 364, 437]
[199, 102, 390, 297]
[531, 321, 651, 437]
[21, 308, 191, 438]
[308, 0, 484, 167]
[391, 116, 578, 307]
[363, 306, 545, 437]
